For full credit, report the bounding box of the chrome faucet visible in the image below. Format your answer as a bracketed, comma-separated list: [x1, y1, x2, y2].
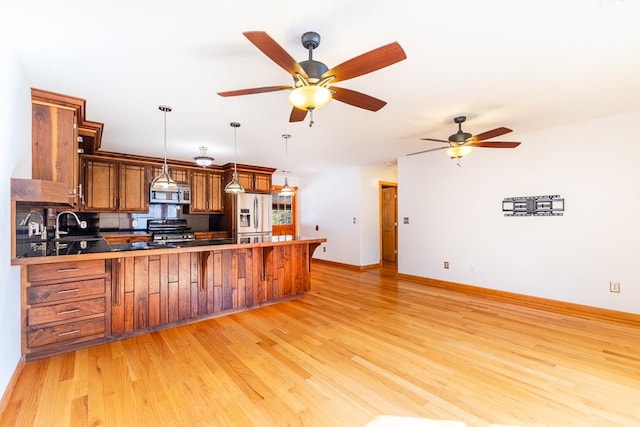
[55, 211, 87, 240]
[19, 210, 46, 241]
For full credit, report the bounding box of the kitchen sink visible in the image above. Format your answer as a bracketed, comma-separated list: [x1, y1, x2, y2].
[16, 236, 113, 258]
[108, 241, 180, 252]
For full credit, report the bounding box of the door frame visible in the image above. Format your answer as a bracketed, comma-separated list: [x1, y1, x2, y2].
[271, 184, 298, 236]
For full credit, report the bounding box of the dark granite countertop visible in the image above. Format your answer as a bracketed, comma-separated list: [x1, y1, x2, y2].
[14, 234, 319, 260]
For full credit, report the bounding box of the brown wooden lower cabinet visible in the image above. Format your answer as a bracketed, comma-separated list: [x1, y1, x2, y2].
[194, 231, 230, 240]
[18, 239, 323, 360]
[101, 233, 152, 244]
[111, 253, 195, 334]
[23, 260, 110, 360]
[109, 244, 312, 336]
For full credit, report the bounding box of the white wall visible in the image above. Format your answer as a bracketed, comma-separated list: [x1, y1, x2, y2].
[398, 110, 640, 315]
[298, 164, 397, 266]
[299, 167, 360, 265]
[0, 46, 31, 400]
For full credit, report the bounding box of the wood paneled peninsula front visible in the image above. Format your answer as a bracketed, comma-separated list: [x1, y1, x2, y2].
[12, 236, 326, 360]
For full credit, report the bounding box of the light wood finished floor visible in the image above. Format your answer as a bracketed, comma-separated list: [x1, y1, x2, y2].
[3, 262, 640, 426]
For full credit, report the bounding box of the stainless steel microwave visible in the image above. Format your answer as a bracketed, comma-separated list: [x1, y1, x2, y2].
[149, 184, 191, 205]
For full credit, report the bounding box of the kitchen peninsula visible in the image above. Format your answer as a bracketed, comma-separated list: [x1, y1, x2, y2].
[12, 87, 326, 361]
[12, 235, 325, 360]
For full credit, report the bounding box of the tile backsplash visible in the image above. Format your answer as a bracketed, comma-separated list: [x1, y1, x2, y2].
[99, 205, 211, 231]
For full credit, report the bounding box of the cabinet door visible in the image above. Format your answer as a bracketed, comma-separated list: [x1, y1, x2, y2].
[190, 170, 209, 213]
[82, 157, 117, 211]
[208, 173, 223, 212]
[111, 254, 194, 335]
[171, 168, 190, 184]
[118, 162, 148, 212]
[31, 102, 79, 207]
[112, 256, 156, 333]
[253, 173, 272, 193]
[237, 171, 253, 191]
[190, 171, 223, 213]
[151, 165, 190, 184]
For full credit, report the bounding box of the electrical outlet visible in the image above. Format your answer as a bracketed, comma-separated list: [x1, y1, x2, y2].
[444, 261, 449, 269]
[609, 281, 620, 293]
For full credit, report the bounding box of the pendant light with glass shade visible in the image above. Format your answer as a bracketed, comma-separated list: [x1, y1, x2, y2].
[151, 105, 178, 190]
[279, 134, 295, 196]
[224, 122, 245, 194]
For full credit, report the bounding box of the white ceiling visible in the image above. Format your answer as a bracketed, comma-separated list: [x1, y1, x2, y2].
[3, 0, 639, 176]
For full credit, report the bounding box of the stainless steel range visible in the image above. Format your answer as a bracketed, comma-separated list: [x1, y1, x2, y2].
[147, 219, 195, 243]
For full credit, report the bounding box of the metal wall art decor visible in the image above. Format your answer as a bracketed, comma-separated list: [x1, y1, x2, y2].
[502, 195, 564, 217]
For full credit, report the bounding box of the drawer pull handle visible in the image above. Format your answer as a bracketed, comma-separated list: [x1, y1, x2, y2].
[57, 329, 80, 337]
[56, 268, 80, 273]
[58, 308, 81, 315]
[57, 288, 80, 294]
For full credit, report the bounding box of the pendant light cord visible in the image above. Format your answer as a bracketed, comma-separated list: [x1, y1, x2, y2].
[163, 108, 168, 171]
[159, 105, 172, 173]
[230, 122, 241, 174]
[282, 134, 291, 173]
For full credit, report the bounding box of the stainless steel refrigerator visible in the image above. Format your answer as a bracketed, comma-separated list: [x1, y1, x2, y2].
[236, 193, 272, 237]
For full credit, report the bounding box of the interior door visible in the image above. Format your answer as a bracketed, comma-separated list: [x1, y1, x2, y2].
[381, 185, 398, 263]
[271, 186, 297, 236]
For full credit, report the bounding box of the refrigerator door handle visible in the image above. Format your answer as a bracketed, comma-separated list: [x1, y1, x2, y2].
[253, 196, 258, 230]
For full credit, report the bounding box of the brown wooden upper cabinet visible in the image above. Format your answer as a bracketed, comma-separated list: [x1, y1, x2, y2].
[150, 165, 190, 185]
[230, 169, 273, 194]
[118, 162, 148, 212]
[81, 156, 117, 211]
[81, 155, 148, 212]
[190, 170, 223, 214]
[31, 89, 84, 207]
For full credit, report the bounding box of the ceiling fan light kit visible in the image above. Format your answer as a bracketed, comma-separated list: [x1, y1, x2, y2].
[151, 105, 179, 190]
[446, 145, 474, 159]
[218, 30, 406, 127]
[288, 85, 332, 111]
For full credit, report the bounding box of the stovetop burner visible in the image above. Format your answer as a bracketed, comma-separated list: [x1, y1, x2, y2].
[147, 219, 195, 243]
[147, 218, 190, 231]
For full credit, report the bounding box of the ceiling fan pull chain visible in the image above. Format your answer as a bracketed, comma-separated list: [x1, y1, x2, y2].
[309, 108, 315, 127]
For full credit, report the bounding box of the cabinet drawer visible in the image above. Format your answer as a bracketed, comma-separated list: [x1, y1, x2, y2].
[28, 259, 106, 282]
[27, 278, 105, 305]
[27, 316, 105, 348]
[28, 297, 105, 326]
[194, 231, 231, 240]
[103, 233, 151, 244]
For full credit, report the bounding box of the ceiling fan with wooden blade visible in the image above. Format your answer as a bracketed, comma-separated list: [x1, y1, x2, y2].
[407, 116, 521, 159]
[218, 31, 407, 126]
